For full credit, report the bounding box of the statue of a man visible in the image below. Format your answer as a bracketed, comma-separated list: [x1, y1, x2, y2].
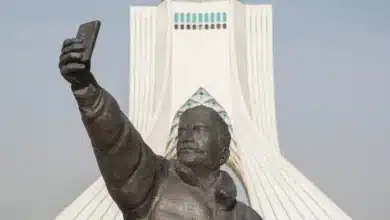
[59, 37, 263, 220]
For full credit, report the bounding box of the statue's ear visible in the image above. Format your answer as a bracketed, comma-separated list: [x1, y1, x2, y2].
[219, 147, 230, 166]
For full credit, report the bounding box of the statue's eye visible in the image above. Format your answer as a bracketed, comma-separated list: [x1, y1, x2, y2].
[178, 128, 186, 136]
[193, 125, 207, 132]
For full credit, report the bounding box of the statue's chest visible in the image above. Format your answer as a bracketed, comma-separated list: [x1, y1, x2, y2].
[149, 176, 214, 220]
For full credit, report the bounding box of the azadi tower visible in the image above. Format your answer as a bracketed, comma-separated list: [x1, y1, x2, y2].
[56, 1, 352, 219]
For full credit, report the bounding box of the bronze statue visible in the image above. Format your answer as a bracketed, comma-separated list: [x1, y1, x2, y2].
[59, 36, 263, 219]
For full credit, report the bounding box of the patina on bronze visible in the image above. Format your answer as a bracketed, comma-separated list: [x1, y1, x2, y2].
[59, 33, 263, 219]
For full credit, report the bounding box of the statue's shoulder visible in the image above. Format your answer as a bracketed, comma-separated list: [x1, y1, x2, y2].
[233, 201, 263, 220]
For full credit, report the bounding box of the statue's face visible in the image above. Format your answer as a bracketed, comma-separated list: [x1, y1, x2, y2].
[176, 106, 229, 170]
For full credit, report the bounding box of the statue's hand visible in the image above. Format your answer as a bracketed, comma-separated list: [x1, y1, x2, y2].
[59, 38, 94, 86]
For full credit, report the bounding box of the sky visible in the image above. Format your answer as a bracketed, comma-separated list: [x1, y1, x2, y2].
[0, 0, 389, 219]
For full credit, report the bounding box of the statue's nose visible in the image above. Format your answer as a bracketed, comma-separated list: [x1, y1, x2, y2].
[182, 130, 194, 141]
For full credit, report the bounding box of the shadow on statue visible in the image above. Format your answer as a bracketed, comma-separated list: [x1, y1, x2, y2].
[58, 22, 263, 220]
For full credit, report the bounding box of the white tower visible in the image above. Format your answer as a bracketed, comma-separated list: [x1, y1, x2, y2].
[56, 1, 352, 219]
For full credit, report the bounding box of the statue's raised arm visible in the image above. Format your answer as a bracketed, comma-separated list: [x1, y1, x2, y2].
[58, 37, 160, 217]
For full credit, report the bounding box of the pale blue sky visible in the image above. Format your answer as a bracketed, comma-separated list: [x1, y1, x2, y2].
[0, 0, 389, 219]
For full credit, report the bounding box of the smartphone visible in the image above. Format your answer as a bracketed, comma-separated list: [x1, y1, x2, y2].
[76, 20, 101, 62]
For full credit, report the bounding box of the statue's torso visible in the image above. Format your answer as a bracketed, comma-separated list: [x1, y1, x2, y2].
[120, 159, 261, 220]
[142, 161, 254, 220]
[149, 170, 213, 220]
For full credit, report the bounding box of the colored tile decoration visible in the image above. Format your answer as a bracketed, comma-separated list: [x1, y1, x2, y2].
[192, 13, 197, 23]
[198, 13, 203, 22]
[204, 13, 209, 22]
[174, 13, 179, 23]
[210, 12, 215, 22]
[173, 12, 227, 30]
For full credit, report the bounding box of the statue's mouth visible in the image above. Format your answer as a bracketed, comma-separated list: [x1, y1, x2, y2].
[179, 148, 197, 152]
[178, 144, 203, 154]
